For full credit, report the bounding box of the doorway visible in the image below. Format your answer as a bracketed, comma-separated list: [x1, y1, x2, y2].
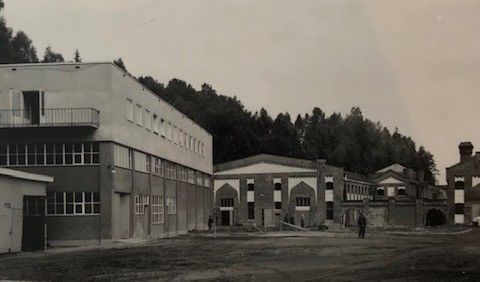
[22, 196, 46, 252]
[426, 209, 446, 226]
[221, 210, 231, 225]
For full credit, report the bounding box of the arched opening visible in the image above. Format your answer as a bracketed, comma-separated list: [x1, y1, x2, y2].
[426, 209, 446, 226]
[343, 208, 360, 227]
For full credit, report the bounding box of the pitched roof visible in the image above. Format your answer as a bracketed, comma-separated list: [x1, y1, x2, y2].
[376, 163, 405, 174]
[0, 167, 53, 183]
[214, 154, 322, 173]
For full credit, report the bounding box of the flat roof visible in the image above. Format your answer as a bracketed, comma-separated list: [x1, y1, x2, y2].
[0, 167, 54, 183]
[0, 62, 212, 136]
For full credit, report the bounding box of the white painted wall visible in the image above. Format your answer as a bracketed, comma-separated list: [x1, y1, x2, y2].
[0, 176, 46, 254]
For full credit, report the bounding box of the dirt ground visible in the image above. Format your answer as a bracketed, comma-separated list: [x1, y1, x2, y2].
[1, 229, 479, 281]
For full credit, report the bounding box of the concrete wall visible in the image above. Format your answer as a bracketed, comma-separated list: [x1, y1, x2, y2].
[0, 176, 46, 254]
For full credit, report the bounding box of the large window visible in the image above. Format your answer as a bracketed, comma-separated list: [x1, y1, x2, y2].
[46, 192, 100, 215]
[165, 161, 176, 179]
[221, 198, 234, 207]
[135, 194, 148, 215]
[167, 197, 176, 214]
[154, 157, 164, 176]
[274, 183, 282, 191]
[134, 151, 148, 173]
[152, 114, 159, 133]
[296, 197, 310, 207]
[114, 144, 132, 169]
[187, 169, 195, 184]
[0, 143, 99, 167]
[152, 196, 164, 224]
[247, 183, 255, 191]
[177, 165, 187, 182]
[126, 98, 133, 121]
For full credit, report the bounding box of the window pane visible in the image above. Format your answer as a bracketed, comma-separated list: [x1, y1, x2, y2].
[56, 204, 64, 214]
[84, 154, 91, 164]
[66, 192, 73, 203]
[94, 204, 100, 214]
[93, 193, 100, 202]
[66, 203, 74, 214]
[74, 192, 83, 203]
[85, 192, 92, 202]
[75, 204, 83, 214]
[93, 154, 99, 164]
[85, 204, 92, 214]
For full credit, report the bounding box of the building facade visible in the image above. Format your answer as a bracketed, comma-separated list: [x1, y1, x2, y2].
[0, 62, 213, 246]
[213, 154, 345, 227]
[446, 142, 480, 225]
[342, 164, 448, 227]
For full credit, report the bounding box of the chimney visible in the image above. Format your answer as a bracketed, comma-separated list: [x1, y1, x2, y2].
[459, 142, 474, 163]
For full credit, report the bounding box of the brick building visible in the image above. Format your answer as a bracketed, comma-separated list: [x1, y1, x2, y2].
[0, 62, 213, 246]
[446, 142, 480, 225]
[213, 154, 344, 227]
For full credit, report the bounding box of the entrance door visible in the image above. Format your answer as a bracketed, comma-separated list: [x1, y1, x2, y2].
[22, 196, 46, 252]
[23, 91, 41, 125]
[221, 211, 230, 225]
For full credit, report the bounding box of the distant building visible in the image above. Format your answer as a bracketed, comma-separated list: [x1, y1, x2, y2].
[0, 168, 53, 253]
[0, 62, 213, 246]
[446, 142, 480, 225]
[213, 154, 448, 228]
[342, 163, 448, 227]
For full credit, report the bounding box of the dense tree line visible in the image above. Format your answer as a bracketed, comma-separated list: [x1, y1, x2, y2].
[0, 2, 437, 183]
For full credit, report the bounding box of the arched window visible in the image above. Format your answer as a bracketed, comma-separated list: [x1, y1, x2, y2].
[398, 187, 406, 196]
[377, 187, 385, 196]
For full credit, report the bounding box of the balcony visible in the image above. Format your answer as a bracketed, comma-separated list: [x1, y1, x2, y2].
[0, 108, 99, 128]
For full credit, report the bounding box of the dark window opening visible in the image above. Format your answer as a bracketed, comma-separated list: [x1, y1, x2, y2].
[455, 181, 465, 189]
[455, 203, 464, 214]
[247, 202, 255, 219]
[247, 183, 254, 191]
[398, 188, 406, 196]
[326, 182, 334, 190]
[274, 201, 281, 209]
[221, 198, 234, 207]
[274, 183, 282, 190]
[296, 197, 310, 206]
[377, 188, 385, 196]
[326, 201, 334, 220]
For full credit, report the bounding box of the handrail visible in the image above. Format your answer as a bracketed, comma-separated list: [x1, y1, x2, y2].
[0, 108, 99, 128]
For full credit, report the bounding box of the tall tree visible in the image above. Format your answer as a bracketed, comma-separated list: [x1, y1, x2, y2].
[0, 18, 13, 64]
[42, 45, 64, 63]
[11, 31, 38, 63]
[74, 49, 82, 62]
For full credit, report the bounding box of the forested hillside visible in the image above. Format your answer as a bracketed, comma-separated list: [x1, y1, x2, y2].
[0, 1, 437, 183]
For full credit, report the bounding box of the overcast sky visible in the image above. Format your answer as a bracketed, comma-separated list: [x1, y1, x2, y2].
[4, 0, 480, 183]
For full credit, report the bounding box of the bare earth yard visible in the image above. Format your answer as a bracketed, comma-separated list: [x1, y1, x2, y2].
[0, 229, 479, 281]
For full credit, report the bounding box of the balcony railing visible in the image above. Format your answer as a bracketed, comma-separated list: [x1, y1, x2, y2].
[0, 108, 99, 128]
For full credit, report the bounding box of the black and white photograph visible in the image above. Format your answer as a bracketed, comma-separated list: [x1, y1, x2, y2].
[0, 0, 479, 281]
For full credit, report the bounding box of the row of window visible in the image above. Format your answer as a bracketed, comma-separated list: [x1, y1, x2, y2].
[246, 182, 333, 192]
[135, 194, 177, 218]
[113, 144, 211, 187]
[221, 197, 312, 208]
[126, 98, 206, 157]
[46, 192, 100, 215]
[0, 143, 99, 166]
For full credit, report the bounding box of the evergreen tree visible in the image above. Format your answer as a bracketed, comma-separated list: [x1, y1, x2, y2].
[11, 31, 38, 63]
[74, 49, 82, 62]
[113, 58, 126, 71]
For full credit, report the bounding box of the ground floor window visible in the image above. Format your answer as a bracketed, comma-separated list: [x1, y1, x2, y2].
[46, 192, 100, 215]
[326, 201, 334, 220]
[221, 198, 234, 207]
[151, 196, 164, 224]
[135, 194, 148, 215]
[167, 197, 176, 214]
[455, 203, 464, 214]
[247, 202, 255, 219]
[296, 197, 310, 207]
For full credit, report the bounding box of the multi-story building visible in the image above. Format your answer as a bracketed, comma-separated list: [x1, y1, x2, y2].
[446, 142, 480, 225]
[0, 62, 213, 246]
[213, 154, 345, 227]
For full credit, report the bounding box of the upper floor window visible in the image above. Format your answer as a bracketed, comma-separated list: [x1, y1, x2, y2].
[160, 118, 166, 137]
[114, 144, 132, 169]
[135, 104, 143, 126]
[398, 186, 406, 196]
[247, 183, 255, 191]
[152, 114, 159, 133]
[326, 182, 334, 190]
[274, 183, 282, 191]
[126, 98, 133, 121]
[134, 151, 148, 173]
[144, 110, 151, 130]
[455, 181, 465, 189]
[187, 169, 195, 184]
[221, 198, 234, 207]
[377, 187, 385, 196]
[1, 143, 99, 167]
[296, 197, 310, 206]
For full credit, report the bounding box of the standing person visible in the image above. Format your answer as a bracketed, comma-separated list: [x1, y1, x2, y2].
[358, 212, 367, 238]
[208, 216, 213, 230]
